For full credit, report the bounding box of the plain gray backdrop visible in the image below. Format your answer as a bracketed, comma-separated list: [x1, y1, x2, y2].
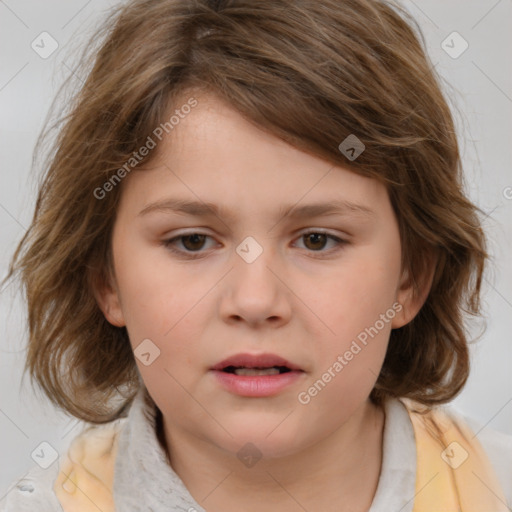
[1, 0, 511, 497]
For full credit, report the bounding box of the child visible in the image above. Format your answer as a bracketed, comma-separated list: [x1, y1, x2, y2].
[2, 0, 511, 510]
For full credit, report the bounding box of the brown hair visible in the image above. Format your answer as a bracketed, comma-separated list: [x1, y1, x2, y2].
[4, 0, 487, 422]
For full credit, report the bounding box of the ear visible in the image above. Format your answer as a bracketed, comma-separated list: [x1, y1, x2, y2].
[90, 267, 126, 328]
[391, 249, 438, 329]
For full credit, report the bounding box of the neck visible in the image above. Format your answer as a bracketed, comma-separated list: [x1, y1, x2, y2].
[160, 399, 385, 512]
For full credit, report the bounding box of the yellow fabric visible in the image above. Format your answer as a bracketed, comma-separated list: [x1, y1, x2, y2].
[52, 403, 507, 511]
[405, 400, 508, 511]
[53, 421, 121, 512]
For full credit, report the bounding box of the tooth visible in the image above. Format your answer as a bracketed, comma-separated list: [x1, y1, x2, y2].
[234, 368, 280, 376]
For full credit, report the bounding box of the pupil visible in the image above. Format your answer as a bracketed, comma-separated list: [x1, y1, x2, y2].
[182, 234, 206, 251]
[305, 233, 326, 251]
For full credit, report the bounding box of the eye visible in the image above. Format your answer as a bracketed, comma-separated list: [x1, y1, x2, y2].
[162, 230, 347, 259]
[162, 233, 216, 257]
[293, 231, 346, 253]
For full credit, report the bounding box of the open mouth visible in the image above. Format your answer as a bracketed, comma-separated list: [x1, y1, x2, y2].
[211, 355, 304, 396]
[221, 366, 292, 376]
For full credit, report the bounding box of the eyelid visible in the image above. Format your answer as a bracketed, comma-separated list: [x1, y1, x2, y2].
[164, 227, 349, 239]
[162, 230, 218, 257]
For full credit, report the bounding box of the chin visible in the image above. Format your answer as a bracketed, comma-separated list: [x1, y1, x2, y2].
[213, 417, 310, 460]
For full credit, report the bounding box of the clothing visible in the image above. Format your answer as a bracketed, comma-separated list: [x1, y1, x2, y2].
[2, 387, 511, 511]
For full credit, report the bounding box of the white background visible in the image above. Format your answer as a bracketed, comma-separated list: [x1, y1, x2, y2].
[1, 0, 511, 497]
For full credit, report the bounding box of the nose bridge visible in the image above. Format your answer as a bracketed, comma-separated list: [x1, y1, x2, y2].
[220, 234, 291, 324]
[233, 234, 279, 294]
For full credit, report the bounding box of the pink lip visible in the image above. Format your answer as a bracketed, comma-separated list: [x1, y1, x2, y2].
[210, 352, 305, 397]
[211, 370, 304, 397]
[211, 353, 302, 372]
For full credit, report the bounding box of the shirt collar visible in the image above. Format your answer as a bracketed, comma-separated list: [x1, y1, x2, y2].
[114, 386, 206, 511]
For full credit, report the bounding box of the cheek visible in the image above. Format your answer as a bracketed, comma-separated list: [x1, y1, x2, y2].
[312, 251, 399, 337]
[113, 235, 204, 340]
[297, 244, 399, 399]
[297, 277, 394, 419]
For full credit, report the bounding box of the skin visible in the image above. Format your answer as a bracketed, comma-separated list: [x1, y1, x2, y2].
[95, 91, 433, 512]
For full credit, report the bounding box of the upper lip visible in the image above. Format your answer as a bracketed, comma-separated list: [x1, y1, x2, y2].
[211, 353, 303, 371]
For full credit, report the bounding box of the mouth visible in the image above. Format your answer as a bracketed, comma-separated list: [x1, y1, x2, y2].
[211, 353, 304, 374]
[221, 365, 293, 376]
[210, 353, 305, 397]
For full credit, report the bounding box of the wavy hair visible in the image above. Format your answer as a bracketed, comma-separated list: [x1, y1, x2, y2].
[5, 0, 487, 422]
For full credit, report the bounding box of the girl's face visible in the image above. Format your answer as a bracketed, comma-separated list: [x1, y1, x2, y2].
[98, 92, 422, 460]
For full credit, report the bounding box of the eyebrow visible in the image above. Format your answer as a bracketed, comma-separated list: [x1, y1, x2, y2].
[138, 197, 376, 221]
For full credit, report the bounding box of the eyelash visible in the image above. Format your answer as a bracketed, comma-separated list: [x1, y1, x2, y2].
[161, 230, 348, 259]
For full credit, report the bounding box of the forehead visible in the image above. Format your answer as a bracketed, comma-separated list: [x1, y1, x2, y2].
[119, 92, 390, 221]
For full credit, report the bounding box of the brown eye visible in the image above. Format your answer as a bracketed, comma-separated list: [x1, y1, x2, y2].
[294, 231, 347, 255]
[180, 234, 207, 251]
[303, 233, 329, 251]
[162, 233, 215, 258]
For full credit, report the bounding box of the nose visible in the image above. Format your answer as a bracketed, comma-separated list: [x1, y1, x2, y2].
[218, 239, 292, 328]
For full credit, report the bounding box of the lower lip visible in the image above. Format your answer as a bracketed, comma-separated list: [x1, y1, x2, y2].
[210, 370, 304, 397]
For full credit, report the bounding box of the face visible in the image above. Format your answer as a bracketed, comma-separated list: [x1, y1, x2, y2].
[98, 91, 422, 460]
